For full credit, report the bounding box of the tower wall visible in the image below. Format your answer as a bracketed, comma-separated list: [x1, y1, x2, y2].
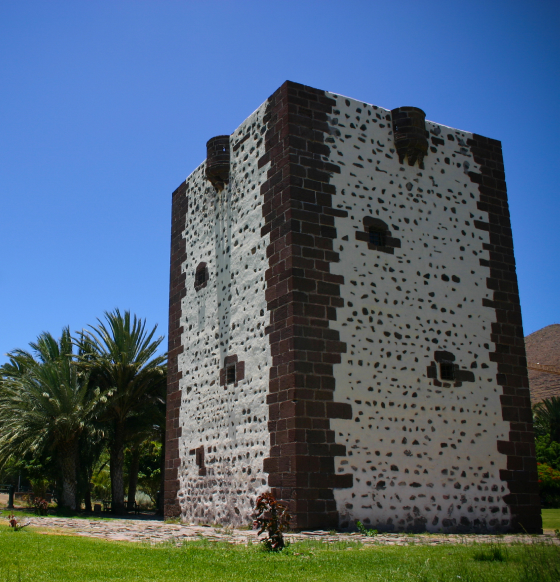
[166, 104, 273, 525]
[166, 81, 541, 533]
[320, 91, 536, 532]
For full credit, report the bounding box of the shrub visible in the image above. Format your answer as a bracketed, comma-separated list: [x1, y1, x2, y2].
[33, 497, 49, 516]
[6, 514, 30, 531]
[356, 520, 378, 537]
[535, 436, 560, 471]
[254, 492, 290, 551]
[29, 477, 50, 500]
[537, 463, 560, 507]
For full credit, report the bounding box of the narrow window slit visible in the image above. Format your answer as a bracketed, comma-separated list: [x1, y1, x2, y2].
[226, 364, 236, 385]
[440, 362, 455, 381]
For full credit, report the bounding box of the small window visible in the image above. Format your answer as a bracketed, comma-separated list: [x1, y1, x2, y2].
[440, 362, 455, 381]
[369, 228, 387, 247]
[194, 445, 206, 476]
[194, 262, 208, 291]
[226, 364, 236, 385]
[195, 269, 206, 287]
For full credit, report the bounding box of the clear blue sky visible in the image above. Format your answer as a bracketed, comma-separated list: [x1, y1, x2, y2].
[1, 0, 558, 364]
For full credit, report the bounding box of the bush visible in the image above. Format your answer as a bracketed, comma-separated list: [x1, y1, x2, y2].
[91, 462, 111, 501]
[254, 492, 290, 551]
[33, 497, 49, 516]
[537, 463, 560, 507]
[29, 477, 50, 500]
[356, 520, 378, 537]
[536, 436, 560, 471]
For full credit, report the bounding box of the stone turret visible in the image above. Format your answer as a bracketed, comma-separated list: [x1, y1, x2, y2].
[391, 106, 428, 168]
[206, 135, 230, 191]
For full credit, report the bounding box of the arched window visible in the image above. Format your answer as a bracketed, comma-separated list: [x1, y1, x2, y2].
[355, 217, 400, 254]
[194, 262, 209, 291]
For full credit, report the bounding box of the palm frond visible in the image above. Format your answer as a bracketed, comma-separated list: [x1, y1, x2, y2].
[533, 396, 560, 442]
[0, 352, 109, 468]
[77, 309, 166, 423]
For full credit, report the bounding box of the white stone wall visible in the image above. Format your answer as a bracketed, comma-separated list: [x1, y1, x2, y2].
[174, 87, 514, 532]
[324, 93, 511, 532]
[175, 104, 271, 526]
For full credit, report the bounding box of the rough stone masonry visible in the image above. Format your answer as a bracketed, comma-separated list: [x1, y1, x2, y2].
[164, 81, 541, 534]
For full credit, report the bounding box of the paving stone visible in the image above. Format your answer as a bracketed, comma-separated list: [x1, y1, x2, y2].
[15, 516, 558, 546]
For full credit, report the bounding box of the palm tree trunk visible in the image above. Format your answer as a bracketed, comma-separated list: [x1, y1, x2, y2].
[127, 445, 140, 507]
[110, 421, 125, 514]
[157, 437, 165, 515]
[59, 440, 79, 511]
[84, 465, 92, 512]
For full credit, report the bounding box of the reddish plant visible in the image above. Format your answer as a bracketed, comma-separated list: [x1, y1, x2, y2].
[7, 514, 30, 531]
[33, 497, 49, 516]
[254, 492, 291, 551]
[537, 462, 560, 506]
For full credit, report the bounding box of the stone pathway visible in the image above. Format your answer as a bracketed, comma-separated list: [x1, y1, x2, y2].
[10, 515, 559, 546]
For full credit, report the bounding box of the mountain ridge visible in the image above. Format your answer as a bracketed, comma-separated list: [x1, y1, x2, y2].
[525, 323, 560, 403]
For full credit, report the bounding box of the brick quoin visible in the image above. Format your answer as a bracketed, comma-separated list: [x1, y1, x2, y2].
[259, 81, 353, 530]
[164, 181, 188, 518]
[468, 136, 542, 533]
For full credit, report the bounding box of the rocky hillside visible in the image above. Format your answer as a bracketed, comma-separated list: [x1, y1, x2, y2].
[525, 324, 560, 403]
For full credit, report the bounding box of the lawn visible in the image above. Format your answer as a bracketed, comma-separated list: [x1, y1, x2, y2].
[542, 508, 560, 531]
[0, 527, 558, 582]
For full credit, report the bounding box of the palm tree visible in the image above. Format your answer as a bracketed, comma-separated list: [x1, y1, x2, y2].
[124, 380, 166, 509]
[0, 328, 74, 389]
[533, 396, 560, 444]
[3, 327, 75, 370]
[81, 309, 166, 514]
[0, 345, 105, 510]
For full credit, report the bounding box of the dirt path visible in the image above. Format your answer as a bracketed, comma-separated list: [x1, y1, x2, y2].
[6, 515, 558, 546]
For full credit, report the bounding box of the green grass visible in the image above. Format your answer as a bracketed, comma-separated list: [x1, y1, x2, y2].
[0, 528, 558, 582]
[472, 542, 509, 562]
[0, 510, 120, 522]
[0, 504, 143, 522]
[541, 508, 560, 531]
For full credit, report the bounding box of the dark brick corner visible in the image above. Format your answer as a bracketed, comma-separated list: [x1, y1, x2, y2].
[164, 180, 188, 518]
[259, 81, 352, 531]
[467, 133, 542, 533]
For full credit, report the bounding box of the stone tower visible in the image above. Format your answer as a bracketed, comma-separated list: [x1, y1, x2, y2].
[164, 81, 541, 533]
